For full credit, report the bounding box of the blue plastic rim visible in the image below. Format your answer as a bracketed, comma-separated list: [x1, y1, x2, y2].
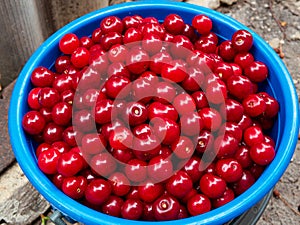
[8, 1, 299, 225]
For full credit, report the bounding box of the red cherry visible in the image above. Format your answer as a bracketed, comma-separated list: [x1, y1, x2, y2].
[163, 14, 185, 35]
[192, 15, 212, 35]
[38, 148, 61, 174]
[100, 16, 123, 34]
[125, 159, 147, 183]
[138, 181, 164, 203]
[59, 33, 80, 54]
[161, 59, 188, 83]
[109, 172, 131, 197]
[101, 196, 124, 217]
[187, 194, 211, 216]
[250, 141, 275, 166]
[22, 111, 46, 135]
[57, 151, 84, 177]
[232, 29, 253, 52]
[85, 178, 112, 205]
[62, 176, 87, 199]
[90, 153, 117, 177]
[215, 158, 243, 183]
[121, 199, 143, 220]
[199, 173, 227, 199]
[166, 171, 193, 198]
[153, 194, 180, 221]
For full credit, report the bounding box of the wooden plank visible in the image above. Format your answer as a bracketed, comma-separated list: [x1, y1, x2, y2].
[0, 80, 15, 174]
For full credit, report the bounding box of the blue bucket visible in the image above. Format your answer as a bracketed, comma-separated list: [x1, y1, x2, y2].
[8, 1, 299, 224]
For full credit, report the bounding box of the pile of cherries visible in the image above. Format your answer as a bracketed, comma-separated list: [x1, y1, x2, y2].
[22, 13, 279, 221]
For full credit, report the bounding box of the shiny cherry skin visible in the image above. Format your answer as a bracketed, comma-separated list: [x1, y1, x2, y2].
[142, 33, 163, 55]
[187, 194, 211, 216]
[192, 14, 212, 35]
[153, 81, 176, 104]
[121, 199, 144, 220]
[132, 134, 161, 161]
[109, 172, 131, 197]
[148, 155, 173, 182]
[171, 136, 195, 159]
[232, 170, 255, 196]
[234, 145, 253, 168]
[22, 111, 46, 135]
[148, 101, 178, 122]
[105, 75, 131, 99]
[126, 48, 150, 75]
[43, 122, 64, 144]
[39, 87, 60, 108]
[125, 102, 148, 126]
[62, 126, 83, 147]
[215, 158, 243, 183]
[153, 194, 180, 221]
[38, 147, 61, 174]
[51, 102, 72, 126]
[163, 14, 185, 35]
[166, 171, 193, 198]
[100, 16, 123, 34]
[243, 126, 264, 147]
[244, 61, 268, 83]
[123, 27, 143, 44]
[62, 176, 87, 199]
[151, 117, 180, 145]
[149, 52, 172, 74]
[214, 62, 234, 81]
[232, 29, 253, 52]
[101, 196, 124, 217]
[72, 109, 94, 133]
[90, 152, 117, 177]
[85, 178, 112, 205]
[214, 134, 239, 159]
[218, 40, 236, 61]
[198, 107, 223, 132]
[94, 99, 114, 124]
[182, 156, 203, 183]
[122, 15, 141, 30]
[57, 151, 84, 177]
[224, 98, 244, 123]
[199, 173, 227, 199]
[109, 126, 133, 150]
[212, 187, 235, 208]
[250, 141, 275, 166]
[226, 75, 253, 100]
[81, 133, 106, 155]
[173, 93, 197, 115]
[71, 47, 90, 69]
[125, 159, 148, 183]
[195, 129, 214, 154]
[191, 91, 209, 110]
[27, 87, 42, 110]
[59, 33, 80, 54]
[242, 94, 266, 117]
[138, 181, 164, 203]
[161, 59, 187, 83]
[100, 32, 123, 51]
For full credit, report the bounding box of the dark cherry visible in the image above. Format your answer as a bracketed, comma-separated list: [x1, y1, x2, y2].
[214, 62, 234, 81]
[243, 126, 264, 147]
[153, 81, 176, 104]
[148, 101, 178, 122]
[182, 156, 203, 183]
[171, 35, 194, 58]
[107, 62, 130, 78]
[51, 141, 70, 154]
[132, 134, 161, 161]
[242, 94, 266, 117]
[125, 158, 148, 183]
[244, 61, 268, 83]
[85, 178, 112, 205]
[51, 102, 72, 126]
[230, 63, 243, 76]
[35, 142, 51, 158]
[90, 152, 117, 177]
[149, 51, 172, 75]
[214, 134, 239, 159]
[171, 136, 195, 159]
[226, 75, 253, 100]
[181, 67, 205, 92]
[221, 122, 243, 142]
[215, 158, 243, 183]
[198, 107, 222, 132]
[27, 87, 41, 110]
[195, 129, 214, 154]
[166, 171, 193, 198]
[192, 14, 212, 35]
[249, 163, 265, 180]
[232, 29, 253, 52]
[52, 173, 64, 189]
[38, 147, 61, 174]
[142, 23, 166, 40]
[80, 36, 94, 49]
[109, 126, 133, 150]
[205, 78, 227, 105]
[122, 15, 141, 30]
[60, 90, 75, 105]
[123, 27, 143, 44]
[232, 170, 255, 196]
[250, 141, 275, 166]
[191, 91, 209, 110]
[91, 28, 103, 43]
[187, 194, 211, 216]
[148, 155, 173, 182]
[57, 151, 84, 177]
[43, 122, 64, 144]
[125, 102, 148, 126]
[108, 44, 128, 63]
[109, 172, 131, 196]
[234, 52, 254, 69]
[161, 59, 187, 83]
[94, 99, 114, 124]
[195, 37, 217, 54]
[258, 92, 279, 118]
[101, 195, 124, 217]
[71, 47, 90, 69]
[121, 199, 144, 220]
[111, 147, 134, 164]
[105, 75, 131, 99]
[138, 181, 164, 203]
[100, 32, 123, 51]
[199, 173, 226, 199]
[81, 133, 106, 155]
[22, 111, 46, 135]
[142, 203, 155, 221]
[218, 40, 236, 62]
[142, 33, 163, 55]
[126, 48, 150, 75]
[224, 98, 244, 123]
[72, 109, 95, 133]
[62, 176, 87, 199]
[39, 87, 60, 108]
[153, 194, 180, 221]
[151, 117, 180, 145]
[59, 33, 80, 54]
[182, 23, 197, 41]
[62, 126, 83, 147]
[173, 93, 197, 115]
[212, 187, 235, 208]
[180, 112, 202, 137]
[163, 14, 185, 35]
[100, 16, 123, 34]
